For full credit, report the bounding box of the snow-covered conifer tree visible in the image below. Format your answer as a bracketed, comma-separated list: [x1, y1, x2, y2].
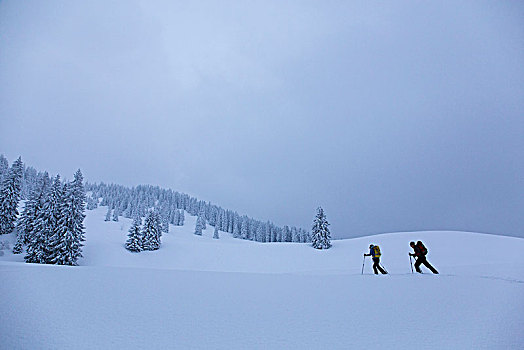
[282, 225, 291, 243]
[178, 210, 185, 226]
[0, 157, 24, 235]
[256, 224, 265, 242]
[48, 170, 86, 265]
[13, 199, 33, 254]
[194, 214, 204, 236]
[160, 207, 169, 233]
[171, 209, 179, 225]
[265, 222, 272, 242]
[199, 210, 206, 230]
[213, 224, 219, 239]
[25, 175, 63, 263]
[241, 217, 248, 239]
[112, 207, 119, 221]
[142, 210, 162, 250]
[0, 155, 8, 183]
[126, 216, 142, 252]
[311, 207, 331, 249]
[232, 215, 240, 238]
[105, 205, 112, 221]
[12, 175, 49, 254]
[292, 227, 300, 242]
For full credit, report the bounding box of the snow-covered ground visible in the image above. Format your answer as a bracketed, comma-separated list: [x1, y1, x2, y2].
[1, 206, 523, 349]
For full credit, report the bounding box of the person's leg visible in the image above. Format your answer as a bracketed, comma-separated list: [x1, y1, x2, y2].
[422, 259, 439, 274]
[372, 258, 379, 274]
[414, 257, 423, 273]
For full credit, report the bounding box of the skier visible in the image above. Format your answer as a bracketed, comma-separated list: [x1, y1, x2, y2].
[409, 241, 439, 274]
[364, 244, 387, 275]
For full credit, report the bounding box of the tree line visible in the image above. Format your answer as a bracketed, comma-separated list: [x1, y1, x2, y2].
[0, 154, 332, 258]
[87, 182, 313, 244]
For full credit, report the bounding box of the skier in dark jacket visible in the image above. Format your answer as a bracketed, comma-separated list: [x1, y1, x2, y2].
[409, 241, 438, 274]
[364, 244, 387, 274]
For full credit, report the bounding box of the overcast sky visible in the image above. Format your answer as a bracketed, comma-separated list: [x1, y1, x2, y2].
[1, 1, 523, 238]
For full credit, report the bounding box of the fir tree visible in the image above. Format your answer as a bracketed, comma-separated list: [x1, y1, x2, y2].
[160, 208, 169, 233]
[311, 207, 331, 249]
[22, 177, 48, 261]
[172, 209, 179, 225]
[265, 222, 272, 243]
[25, 175, 63, 263]
[0, 155, 8, 183]
[256, 224, 264, 242]
[48, 170, 86, 265]
[233, 216, 240, 238]
[292, 227, 300, 242]
[194, 214, 204, 236]
[105, 205, 112, 221]
[282, 225, 291, 242]
[142, 210, 162, 250]
[0, 157, 24, 235]
[12, 175, 48, 254]
[126, 216, 142, 252]
[112, 207, 119, 222]
[199, 210, 207, 230]
[179, 210, 185, 226]
[213, 224, 219, 239]
[241, 217, 248, 240]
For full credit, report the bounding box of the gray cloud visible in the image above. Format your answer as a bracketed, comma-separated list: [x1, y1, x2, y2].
[1, 0, 523, 238]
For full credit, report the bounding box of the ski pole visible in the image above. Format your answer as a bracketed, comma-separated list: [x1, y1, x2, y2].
[361, 255, 366, 275]
[409, 254, 413, 274]
[380, 264, 388, 274]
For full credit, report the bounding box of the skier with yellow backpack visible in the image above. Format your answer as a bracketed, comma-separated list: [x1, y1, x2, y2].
[364, 244, 388, 274]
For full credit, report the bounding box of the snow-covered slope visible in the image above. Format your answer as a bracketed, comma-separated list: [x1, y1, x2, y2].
[1, 206, 523, 349]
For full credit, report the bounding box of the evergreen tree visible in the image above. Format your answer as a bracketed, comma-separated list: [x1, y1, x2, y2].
[0, 157, 24, 235]
[112, 206, 119, 221]
[199, 210, 207, 230]
[292, 227, 300, 242]
[241, 217, 249, 240]
[105, 205, 112, 221]
[265, 222, 272, 243]
[282, 225, 291, 242]
[126, 216, 142, 252]
[256, 224, 264, 242]
[194, 214, 204, 236]
[160, 207, 169, 233]
[25, 175, 63, 263]
[12, 174, 49, 254]
[48, 170, 86, 265]
[178, 210, 185, 226]
[13, 199, 33, 254]
[0, 155, 8, 183]
[213, 224, 219, 239]
[232, 215, 240, 238]
[172, 209, 179, 225]
[142, 210, 162, 250]
[311, 207, 331, 249]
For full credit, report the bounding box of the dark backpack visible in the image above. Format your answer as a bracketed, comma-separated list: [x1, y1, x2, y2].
[417, 241, 427, 256]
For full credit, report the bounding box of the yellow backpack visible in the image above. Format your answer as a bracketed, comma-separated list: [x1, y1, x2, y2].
[373, 245, 381, 257]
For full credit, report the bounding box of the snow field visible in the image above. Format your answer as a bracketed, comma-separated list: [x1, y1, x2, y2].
[1, 206, 523, 349]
